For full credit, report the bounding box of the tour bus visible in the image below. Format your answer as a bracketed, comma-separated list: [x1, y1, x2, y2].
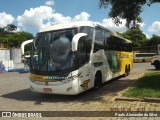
[134, 53, 157, 63]
[23, 21, 133, 95]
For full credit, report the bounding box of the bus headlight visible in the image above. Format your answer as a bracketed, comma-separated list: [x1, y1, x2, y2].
[62, 74, 78, 83]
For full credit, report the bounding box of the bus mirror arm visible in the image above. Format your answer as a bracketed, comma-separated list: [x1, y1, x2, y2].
[21, 39, 33, 56]
[72, 33, 87, 52]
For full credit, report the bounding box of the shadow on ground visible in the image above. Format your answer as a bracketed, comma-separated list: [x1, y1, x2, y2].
[146, 68, 160, 71]
[1, 75, 138, 105]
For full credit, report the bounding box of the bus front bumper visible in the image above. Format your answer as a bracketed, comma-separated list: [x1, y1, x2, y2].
[29, 79, 79, 95]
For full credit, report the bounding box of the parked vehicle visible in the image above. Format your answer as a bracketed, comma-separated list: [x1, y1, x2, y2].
[21, 21, 133, 95]
[151, 44, 160, 70]
[134, 53, 157, 63]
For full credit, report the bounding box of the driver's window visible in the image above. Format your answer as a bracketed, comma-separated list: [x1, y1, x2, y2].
[76, 37, 88, 65]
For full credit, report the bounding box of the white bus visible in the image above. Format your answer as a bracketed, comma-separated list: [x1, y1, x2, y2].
[24, 21, 133, 95]
[134, 53, 157, 63]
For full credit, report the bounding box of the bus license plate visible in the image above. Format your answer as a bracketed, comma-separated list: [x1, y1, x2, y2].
[43, 88, 52, 93]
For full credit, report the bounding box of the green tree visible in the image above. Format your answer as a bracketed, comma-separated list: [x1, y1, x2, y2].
[99, 0, 160, 28]
[4, 24, 17, 32]
[119, 27, 147, 47]
[0, 24, 34, 48]
[146, 34, 160, 46]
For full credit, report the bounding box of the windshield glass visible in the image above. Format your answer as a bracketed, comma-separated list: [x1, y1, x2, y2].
[30, 28, 77, 73]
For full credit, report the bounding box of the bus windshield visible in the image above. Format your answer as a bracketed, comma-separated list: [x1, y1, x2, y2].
[30, 28, 78, 73]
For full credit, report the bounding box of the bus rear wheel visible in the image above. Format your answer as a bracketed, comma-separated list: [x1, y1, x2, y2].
[94, 71, 102, 90]
[142, 59, 145, 62]
[124, 65, 129, 77]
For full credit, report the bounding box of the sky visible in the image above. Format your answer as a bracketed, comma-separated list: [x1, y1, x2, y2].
[0, 0, 160, 38]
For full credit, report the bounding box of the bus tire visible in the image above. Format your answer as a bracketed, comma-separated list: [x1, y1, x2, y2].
[128, 65, 130, 74]
[124, 65, 129, 77]
[142, 59, 145, 62]
[94, 71, 102, 90]
[154, 61, 160, 70]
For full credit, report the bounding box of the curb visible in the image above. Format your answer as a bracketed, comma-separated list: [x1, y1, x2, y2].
[114, 97, 160, 103]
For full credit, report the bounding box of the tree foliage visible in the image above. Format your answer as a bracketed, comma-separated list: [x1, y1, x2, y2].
[0, 25, 34, 48]
[118, 27, 148, 47]
[119, 28, 160, 47]
[146, 34, 160, 46]
[4, 24, 17, 32]
[99, 0, 160, 27]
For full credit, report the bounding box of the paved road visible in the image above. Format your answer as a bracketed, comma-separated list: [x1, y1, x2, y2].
[0, 63, 160, 120]
[133, 62, 155, 72]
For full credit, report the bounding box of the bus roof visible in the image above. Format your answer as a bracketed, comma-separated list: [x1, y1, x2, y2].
[112, 32, 131, 43]
[39, 21, 131, 43]
[39, 21, 96, 32]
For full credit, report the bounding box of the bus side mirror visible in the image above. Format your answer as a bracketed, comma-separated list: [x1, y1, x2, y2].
[72, 33, 87, 52]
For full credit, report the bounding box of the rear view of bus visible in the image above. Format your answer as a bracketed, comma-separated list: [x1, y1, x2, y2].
[28, 21, 133, 95]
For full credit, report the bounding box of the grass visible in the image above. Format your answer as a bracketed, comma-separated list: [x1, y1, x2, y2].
[123, 72, 160, 98]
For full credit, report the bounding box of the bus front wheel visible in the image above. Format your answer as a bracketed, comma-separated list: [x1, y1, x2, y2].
[94, 71, 102, 90]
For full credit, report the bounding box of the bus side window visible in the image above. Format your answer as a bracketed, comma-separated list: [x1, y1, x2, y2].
[75, 36, 88, 66]
[94, 27, 105, 52]
[127, 43, 132, 52]
[104, 31, 111, 50]
[79, 26, 93, 54]
[107, 35, 117, 51]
